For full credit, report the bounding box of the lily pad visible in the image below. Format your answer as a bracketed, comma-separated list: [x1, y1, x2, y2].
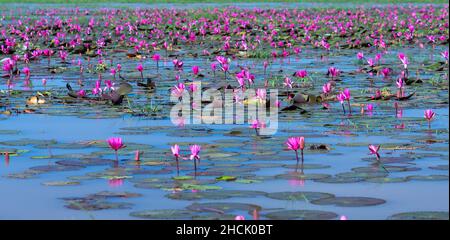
[407, 175, 449, 181]
[314, 177, 365, 183]
[166, 190, 266, 201]
[365, 177, 409, 183]
[130, 209, 195, 219]
[264, 210, 338, 220]
[42, 181, 80, 186]
[311, 196, 386, 207]
[265, 191, 334, 201]
[187, 202, 262, 213]
[387, 211, 449, 220]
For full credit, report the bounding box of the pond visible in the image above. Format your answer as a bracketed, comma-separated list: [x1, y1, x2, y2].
[0, 3, 448, 220]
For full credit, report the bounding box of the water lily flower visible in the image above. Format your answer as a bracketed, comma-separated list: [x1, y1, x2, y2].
[286, 136, 305, 164]
[381, 68, 391, 78]
[152, 53, 161, 70]
[398, 52, 409, 69]
[235, 215, 245, 220]
[368, 144, 381, 160]
[192, 65, 199, 76]
[107, 137, 126, 163]
[77, 89, 86, 97]
[171, 144, 180, 175]
[284, 77, 293, 89]
[322, 82, 332, 95]
[357, 52, 364, 60]
[171, 83, 186, 98]
[328, 67, 340, 79]
[295, 69, 308, 78]
[424, 109, 435, 129]
[189, 145, 201, 175]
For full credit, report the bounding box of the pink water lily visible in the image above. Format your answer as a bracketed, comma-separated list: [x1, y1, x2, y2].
[424, 109, 435, 129]
[192, 65, 199, 76]
[398, 53, 409, 69]
[368, 144, 381, 160]
[189, 145, 201, 175]
[171, 144, 180, 175]
[286, 136, 305, 164]
[107, 137, 126, 165]
[322, 82, 332, 95]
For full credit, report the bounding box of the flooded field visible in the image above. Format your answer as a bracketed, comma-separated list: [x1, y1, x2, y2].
[0, 3, 448, 220]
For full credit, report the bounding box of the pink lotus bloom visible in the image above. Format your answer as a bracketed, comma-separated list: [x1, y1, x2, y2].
[295, 70, 308, 78]
[104, 80, 115, 91]
[107, 137, 125, 151]
[441, 51, 449, 61]
[396, 78, 404, 89]
[77, 89, 86, 97]
[256, 89, 266, 102]
[366, 104, 374, 112]
[381, 68, 391, 78]
[322, 82, 332, 95]
[172, 59, 183, 69]
[398, 53, 409, 69]
[42, 78, 47, 86]
[368, 144, 381, 159]
[171, 83, 186, 98]
[171, 144, 180, 157]
[367, 58, 375, 67]
[210, 62, 217, 71]
[286, 137, 301, 151]
[284, 77, 293, 88]
[357, 52, 364, 60]
[152, 54, 161, 62]
[263, 60, 269, 70]
[275, 100, 281, 108]
[95, 80, 102, 88]
[189, 145, 201, 160]
[424, 109, 435, 122]
[216, 56, 228, 65]
[337, 92, 346, 104]
[117, 64, 122, 72]
[340, 216, 348, 220]
[343, 88, 351, 100]
[189, 83, 198, 92]
[250, 119, 260, 129]
[192, 65, 199, 75]
[22, 67, 30, 76]
[235, 215, 245, 220]
[110, 68, 116, 76]
[328, 67, 340, 78]
[136, 63, 143, 72]
[92, 87, 101, 95]
[221, 63, 229, 72]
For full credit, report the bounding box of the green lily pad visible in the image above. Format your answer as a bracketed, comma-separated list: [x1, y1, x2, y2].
[314, 177, 365, 183]
[64, 199, 133, 211]
[187, 202, 262, 213]
[336, 171, 388, 179]
[42, 181, 80, 186]
[264, 210, 338, 220]
[166, 190, 266, 201]
[388, 211, 449, 220]
[216, 175, 237, 181]
[311, 196, 386, 207]
[275, 173, 331, 180]
[407, 175, 449, 181]
[130, 209, 195, 219]
[365, 177, 409, 183]
[265, 191, 335, 201]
